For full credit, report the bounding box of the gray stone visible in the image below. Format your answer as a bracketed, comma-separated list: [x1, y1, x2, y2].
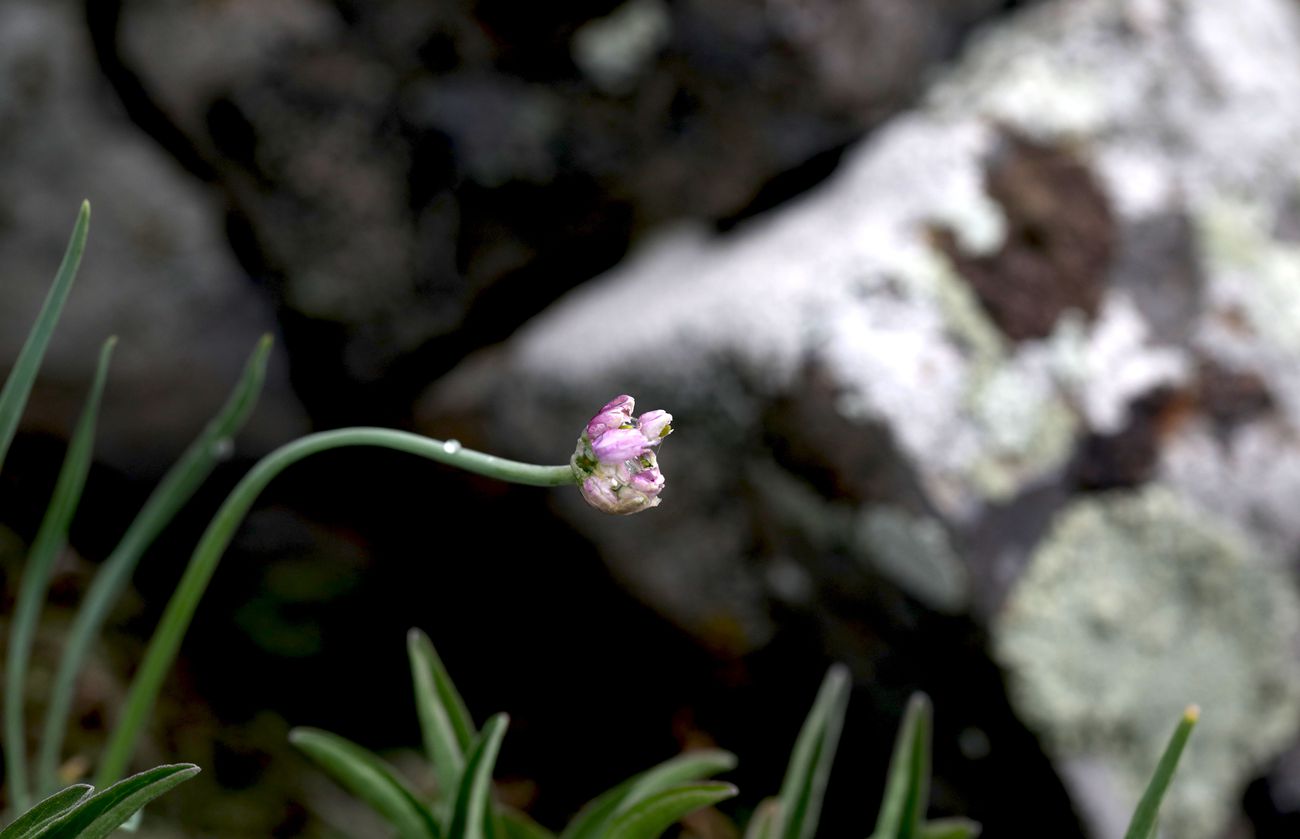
[0, 0, 306, 473]
[995, 489, 1300, 838]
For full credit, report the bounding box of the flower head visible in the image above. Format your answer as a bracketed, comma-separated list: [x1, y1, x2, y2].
[572, 394, 672, 514]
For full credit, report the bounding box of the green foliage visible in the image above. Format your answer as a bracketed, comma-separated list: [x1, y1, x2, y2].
[771, 665, 850, 839]
[5, 338, 114, 809]
[292, 630, 737, 839]
[0, 204, 257, 831]
[36, 335, 272, 793]
[288, 729, 442, 839]
[0, 202, 89, 476]
[602, 783, 738, 839]
[0, 765, 198, 839]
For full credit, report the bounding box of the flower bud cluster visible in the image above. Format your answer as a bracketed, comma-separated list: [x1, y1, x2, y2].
[572, 395, 672, 514]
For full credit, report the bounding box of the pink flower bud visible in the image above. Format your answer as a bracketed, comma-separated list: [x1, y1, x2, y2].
[572, 394, 672, 515]
[637, 409, 673, 444]
[586, 394, 635, 439]
[592, 428, 650, 463]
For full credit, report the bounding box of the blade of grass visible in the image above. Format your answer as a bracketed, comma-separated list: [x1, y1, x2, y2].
[561, 749, 738, 839]
[772, 665, 851, 839]
[448, 714, 509, 839]
[35, 764, 197, 839]
[500, 809, 556, 839]
[742, 799, 780, 839]
[408, 628, 477, 796]
[290, 727, 441, 839]
[4, 338, 114, 812]
[0, 785, 91, 839]
[0, 202, 90, 475]
[35, 336, 273, 794]
[1123, 706, 1199, 839]
[872, 693, 932, 839]
[917, 818, 981, 839]
[604, 783, 738, 839]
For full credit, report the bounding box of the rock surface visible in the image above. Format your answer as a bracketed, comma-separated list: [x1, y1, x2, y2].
[0, 0, 305, 473]
[424, 0, 1300, 833]
[111, 0, 1022, 405]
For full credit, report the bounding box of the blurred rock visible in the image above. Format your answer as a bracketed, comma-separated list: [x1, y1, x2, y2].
[422, 0, 1300, 832]
[112, 0, 1022, 398]
[0, 0, 305, 474]
[995, 488, 1300, 838]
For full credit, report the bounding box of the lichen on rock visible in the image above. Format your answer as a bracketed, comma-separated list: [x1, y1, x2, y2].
[995, 488, 1300, 838]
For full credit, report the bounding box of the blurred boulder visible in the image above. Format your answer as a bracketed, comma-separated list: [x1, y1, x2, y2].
[996, 488, 1300, 838]
[422, 0, 1300, 832]
[0, 0, 305, 474]
[112, 0, 1024, 400]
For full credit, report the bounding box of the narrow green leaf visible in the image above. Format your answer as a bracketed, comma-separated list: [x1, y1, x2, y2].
[742, 798, 780, 839]
[449, 714, 509, 839]
[35, 336, 274, 795]
[408, 628, 477, 797]
[35, 764, 197, 839]
[4, 337, 114, 811]
[872, 693, 932, 839]
[0, 201, 90, 475]
[773, 665, 851, 839]
[561, 749, 738, 839]
[290, 727, 441, 839]
[0, 785, 90, 839]
[500, 809, 557, 839]
[917, 817, 981, 839]
[604, 783, 738, 839]
[1123, 706, 1199, 839]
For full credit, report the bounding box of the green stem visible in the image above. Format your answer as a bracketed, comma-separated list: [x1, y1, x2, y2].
[95, 428, 575, 785]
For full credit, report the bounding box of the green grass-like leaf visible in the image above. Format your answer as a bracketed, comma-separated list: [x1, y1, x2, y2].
[742, 799, 780, 839]
[3, 337, 114, 811]
[408, 628, 478, 797]
[448, 714, 509, 839]
[872, 693, 931, 839]
[36, 336, 274, 795]
[1123, 706, 1199, 839]
[290, 727, 441, 839]
[35, 764, 197, 839]
[603, 783, 738, 839]
[0, 785, 91, 839]
[561, 749, 738, 839]
[0, 201, 89, 475]
[500, 809, 556, 839]
[918, 817, 981, 839]
[771, 664, 851, 839]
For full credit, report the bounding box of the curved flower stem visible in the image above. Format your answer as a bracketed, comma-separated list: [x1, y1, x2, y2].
[95, 428, 575, 786]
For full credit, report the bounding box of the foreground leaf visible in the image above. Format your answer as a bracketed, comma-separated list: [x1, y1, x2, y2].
[772, 665, 851, 839]
[500, 809, 557, 839]
[1124, 706, 1199, 839]
[408, 628, 478, 796]
[0, 785, 91, 839]
[37, 764, 197, 839]
[918, 817, 981, 839]
[562, 749, 738, 839]
[0, 201, 89, 474]
[742, 798, 780, 839]
[37, 336, 274, 794]
[604, 783, 738, 839]
[290, 728, 440, 839]
[872, 693, 931, 839]
[4, 338, 114, 811]
[448, 715, 509, 839]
